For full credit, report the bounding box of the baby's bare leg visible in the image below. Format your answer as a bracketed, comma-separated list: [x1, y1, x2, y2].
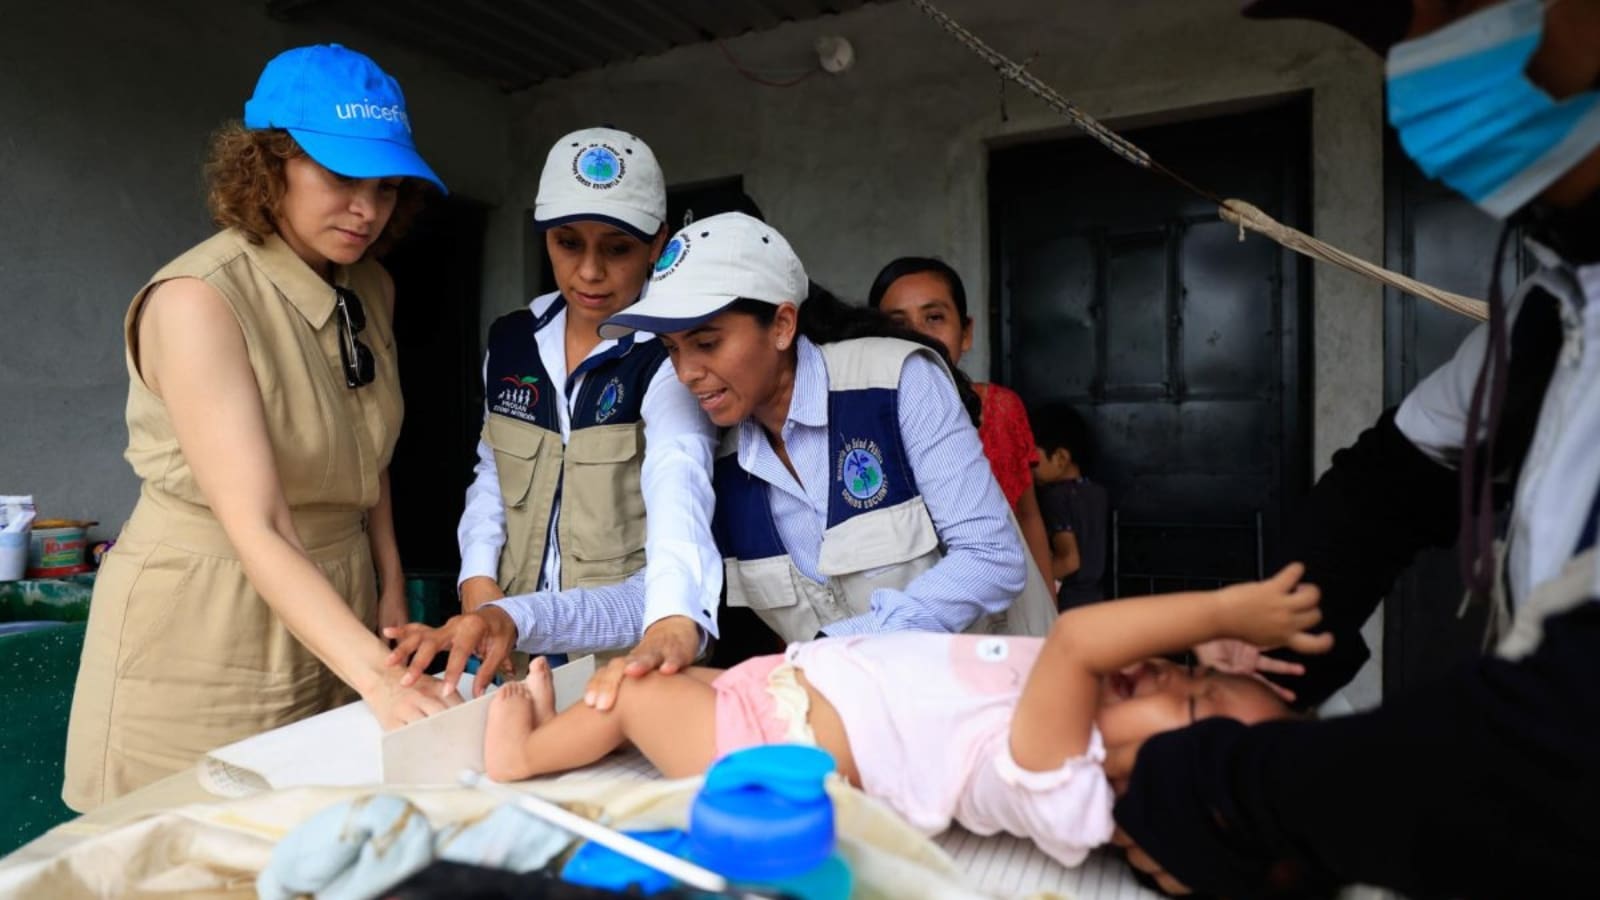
[484, 669, 720, 782]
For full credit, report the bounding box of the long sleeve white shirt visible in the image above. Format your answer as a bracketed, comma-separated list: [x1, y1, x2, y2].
[1395, 244, 1600, 603]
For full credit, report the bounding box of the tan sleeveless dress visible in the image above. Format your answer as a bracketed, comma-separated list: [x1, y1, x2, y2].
[62, 229, 403, 811]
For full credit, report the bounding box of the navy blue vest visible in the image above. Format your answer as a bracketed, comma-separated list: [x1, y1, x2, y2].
[484, 297, 667, 433]
[712, 363, 922, 563]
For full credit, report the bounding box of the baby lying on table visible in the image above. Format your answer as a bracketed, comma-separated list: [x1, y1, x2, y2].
[483, 564, 1330, 867]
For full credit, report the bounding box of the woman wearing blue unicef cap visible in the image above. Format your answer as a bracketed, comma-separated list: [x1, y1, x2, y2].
[63, 44, 454, 811]
[566, 212, 1057, 701]
[1111, 2, 1600, 897]
[384, 128, 723, 704]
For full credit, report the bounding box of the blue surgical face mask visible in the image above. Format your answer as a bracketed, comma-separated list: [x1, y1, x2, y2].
[1387, 0, 1600, 219]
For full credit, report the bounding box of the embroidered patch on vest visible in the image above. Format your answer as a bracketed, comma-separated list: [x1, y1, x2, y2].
[573, 143, 624, 188]
[492, 374, 541, 422]
[837, 438, 889, 510]
[595, 377, 625, 423]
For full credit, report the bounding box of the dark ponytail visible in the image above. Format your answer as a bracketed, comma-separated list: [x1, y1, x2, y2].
[726, 283, 983, 429]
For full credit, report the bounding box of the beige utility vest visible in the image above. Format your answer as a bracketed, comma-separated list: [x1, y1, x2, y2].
[715, 338, 1056, 642]
[480, 301, 666, 596]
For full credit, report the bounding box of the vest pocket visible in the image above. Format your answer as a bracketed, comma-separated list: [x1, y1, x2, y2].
[726, 557, 825, 642]
[484, 416, 548, 509]
[563, 423, 647, 572]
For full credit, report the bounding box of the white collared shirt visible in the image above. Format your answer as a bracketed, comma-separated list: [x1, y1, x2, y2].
[1395, 244, 1600, 601]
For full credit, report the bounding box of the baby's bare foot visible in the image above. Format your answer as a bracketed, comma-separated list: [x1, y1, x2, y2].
[484, 679, 538, 781]
[527, 656, 558, 726]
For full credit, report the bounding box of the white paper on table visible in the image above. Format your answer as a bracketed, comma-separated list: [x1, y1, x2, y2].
[382, 654, 595, 784]
[197, 655, 597, 798]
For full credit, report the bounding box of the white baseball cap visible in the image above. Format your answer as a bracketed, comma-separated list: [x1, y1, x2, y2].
[533, 127, 665, 241]
[599, 212, 810, 339]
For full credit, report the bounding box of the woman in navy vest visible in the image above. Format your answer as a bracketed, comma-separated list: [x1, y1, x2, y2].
[386, 128, 720, 697]
[577, 212, 1051, 707]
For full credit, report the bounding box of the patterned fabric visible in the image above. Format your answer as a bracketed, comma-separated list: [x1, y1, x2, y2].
[977, 384, 1039, 509]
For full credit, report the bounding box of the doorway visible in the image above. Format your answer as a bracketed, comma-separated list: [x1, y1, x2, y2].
[382, 195, 490, 582]
[989, 101, 1313, 597]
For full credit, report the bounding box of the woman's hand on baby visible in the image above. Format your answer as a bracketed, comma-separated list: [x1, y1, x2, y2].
[1215, 563, 1334, 656]
[583, 615, 702, 711]
[383, 606, 518, 700]
[1192, 639, 1305, 703]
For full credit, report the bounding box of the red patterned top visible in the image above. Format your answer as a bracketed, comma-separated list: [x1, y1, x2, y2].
[976, 383, 1038, 509]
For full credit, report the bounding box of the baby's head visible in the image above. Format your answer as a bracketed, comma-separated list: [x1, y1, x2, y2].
[1095, 659, 1291, 747]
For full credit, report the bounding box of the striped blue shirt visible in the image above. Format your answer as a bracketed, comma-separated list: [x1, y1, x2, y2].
[733, 337, 1025, 635]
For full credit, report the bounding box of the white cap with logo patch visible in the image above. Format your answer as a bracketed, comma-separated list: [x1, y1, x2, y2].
[599, 212, 809, 339]
[533, 127, 666, 242]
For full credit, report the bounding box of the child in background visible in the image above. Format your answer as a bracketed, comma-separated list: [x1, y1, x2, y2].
[482, 564, 1329, 868]
[1032, 404, 1109, 609]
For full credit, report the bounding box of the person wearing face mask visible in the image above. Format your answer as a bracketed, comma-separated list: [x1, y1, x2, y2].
[383, 128, 721, 700]
[1110, 2, 1600, 897]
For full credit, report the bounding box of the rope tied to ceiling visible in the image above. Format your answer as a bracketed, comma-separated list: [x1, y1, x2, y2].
[909, 0, 1488, 322]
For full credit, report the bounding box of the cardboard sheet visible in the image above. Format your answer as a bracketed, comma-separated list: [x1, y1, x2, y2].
[198, 656, 596, 797]
[381, 655, 595, 784]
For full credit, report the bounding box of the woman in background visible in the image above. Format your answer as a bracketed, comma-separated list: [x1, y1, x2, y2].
[868, 257, 1053, 586]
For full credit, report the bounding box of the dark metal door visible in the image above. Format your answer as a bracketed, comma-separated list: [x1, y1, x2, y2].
[990, 102, 1312, 597]
[1381, 140, 1530, 696]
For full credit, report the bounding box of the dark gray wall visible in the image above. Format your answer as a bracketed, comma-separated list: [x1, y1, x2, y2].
[0, 0, 508, 532]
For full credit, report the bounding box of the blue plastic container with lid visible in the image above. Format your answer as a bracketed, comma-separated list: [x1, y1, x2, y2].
[561, 827, 691, 895]
[688, 744, 853, 900]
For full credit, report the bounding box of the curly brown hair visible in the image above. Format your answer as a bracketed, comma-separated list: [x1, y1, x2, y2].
[203, 122, 428, 258]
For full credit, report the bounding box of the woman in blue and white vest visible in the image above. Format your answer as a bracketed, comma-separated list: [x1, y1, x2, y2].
[387, 128, 721, 697]
[596, 212, 1056, 670]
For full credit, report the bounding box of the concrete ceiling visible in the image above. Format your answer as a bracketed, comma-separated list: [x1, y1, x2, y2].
[267, 0, 886, 91]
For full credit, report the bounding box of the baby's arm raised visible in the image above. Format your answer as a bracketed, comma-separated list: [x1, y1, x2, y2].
[1010, 563, 1330, 771]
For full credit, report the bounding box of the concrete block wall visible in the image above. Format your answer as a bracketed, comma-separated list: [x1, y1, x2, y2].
[0, 0, 509, 529]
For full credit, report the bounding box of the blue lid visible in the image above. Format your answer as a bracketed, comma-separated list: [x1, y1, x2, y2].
[689, 745, 837, 882]
[561, 827, 691, 895]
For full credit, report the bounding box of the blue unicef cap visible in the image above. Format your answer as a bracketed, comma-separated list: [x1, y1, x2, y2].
[689, 744, 837, 882]
[243, 44, 447, 194]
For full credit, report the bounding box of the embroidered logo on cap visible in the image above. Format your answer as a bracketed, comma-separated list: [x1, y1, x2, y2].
[332, 98, 411, 133]
[572, 144, 624, 189]
[837, 439, 888, 510]
[653, 235, 690, 279]
[595, 377, 625, 423]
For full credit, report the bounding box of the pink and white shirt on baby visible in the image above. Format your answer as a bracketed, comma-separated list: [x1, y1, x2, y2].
[789, 632, 1115, 867]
